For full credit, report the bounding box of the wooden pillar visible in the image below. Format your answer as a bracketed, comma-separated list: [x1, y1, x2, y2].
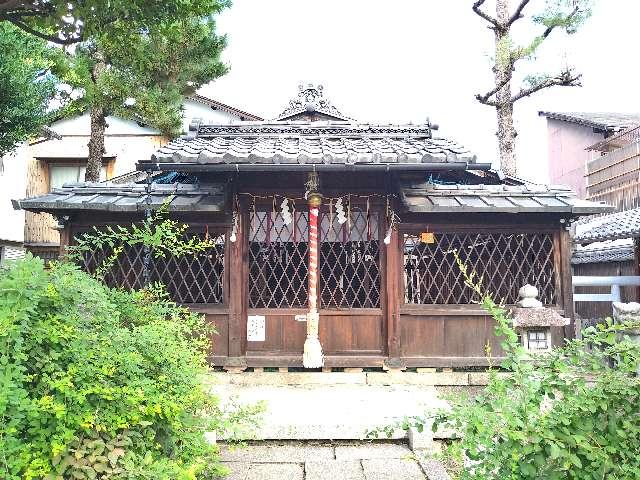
[58, 222, 72, 258]
[385, 222, 403, 368]
[227, 203, 247, 369]
[559, 227, 576, 339]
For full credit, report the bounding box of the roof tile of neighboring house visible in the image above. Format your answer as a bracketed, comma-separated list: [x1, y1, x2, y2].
[538, 111, 640, 132]
[572, 242, 635, 264]
[188, 94, 263, 121]
[574, 207, 640, 243]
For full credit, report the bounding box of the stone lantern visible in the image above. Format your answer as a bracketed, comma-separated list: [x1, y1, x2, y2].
[511, 284, 569, 352]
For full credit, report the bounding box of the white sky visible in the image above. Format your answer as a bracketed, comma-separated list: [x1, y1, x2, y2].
[201, 0, 640, 183]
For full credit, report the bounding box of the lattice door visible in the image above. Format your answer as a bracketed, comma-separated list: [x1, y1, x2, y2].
[319, 210, 380, 308]
[248, 208, 382, 309]
[403, 232, 557, 305]
[249, 211, 309, 308]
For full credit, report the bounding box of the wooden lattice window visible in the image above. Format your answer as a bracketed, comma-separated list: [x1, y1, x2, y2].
[249, 211, 309, 308]
[79, 232, 225, 304]
[403, 232, 557, 305]
[319, 211, 380, 308]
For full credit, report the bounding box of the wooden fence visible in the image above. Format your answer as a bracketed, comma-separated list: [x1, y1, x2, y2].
[573, 275, 640, 322]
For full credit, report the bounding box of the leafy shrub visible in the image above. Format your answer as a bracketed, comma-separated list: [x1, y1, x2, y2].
[0, 256, 260, 479]
[389, 259, 640, 479]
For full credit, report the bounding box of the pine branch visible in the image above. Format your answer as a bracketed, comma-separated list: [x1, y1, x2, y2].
[475, 75, 511, 106]
[511, 70, 582, 103]
[3, 16, 81, 44]
[507, 0, 532, 26]
[540, 5, 580, 41]
[472, 0, 500, 29]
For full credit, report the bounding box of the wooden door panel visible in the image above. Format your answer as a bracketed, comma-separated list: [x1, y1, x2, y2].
[400, 314, 504, 358]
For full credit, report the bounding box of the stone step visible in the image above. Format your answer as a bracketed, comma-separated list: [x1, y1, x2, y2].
[215, 442, 450, 480]
[207, 371, 500, 387]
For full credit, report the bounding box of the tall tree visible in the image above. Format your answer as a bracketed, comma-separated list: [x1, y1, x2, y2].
[0, 23, 61, 160]
[0, 0, 221, 45]
[472, 0, 593, 176]
[58, 8, 228, 181]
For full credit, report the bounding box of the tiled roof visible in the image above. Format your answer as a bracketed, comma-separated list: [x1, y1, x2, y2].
[13, 182, 225, 214]
[188, 94, 263, 121]
[572, 241, 635, 264]
[539, 111, 640, 132]
[399, 181, 612, 215]
[574, 207, 640, 243]
[151, 122, 475, 165]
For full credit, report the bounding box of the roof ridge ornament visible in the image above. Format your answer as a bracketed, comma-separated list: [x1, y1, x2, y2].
[276, 83, 353, 121]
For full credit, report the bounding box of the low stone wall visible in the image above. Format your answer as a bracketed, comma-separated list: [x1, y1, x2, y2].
[207, 370, 509, 387]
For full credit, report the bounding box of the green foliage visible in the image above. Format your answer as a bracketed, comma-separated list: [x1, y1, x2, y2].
[102, 16, 228, 136]
[374, 252, 640, 479]
[1, 0, 228, 46]
[59, 4, 228, 138]
[533, 0, 593, 34]
[0, 24, 60, 156]
[513, 0, 593, 62]
[67, 202, 217, 281]
[0, 256, 262, 479]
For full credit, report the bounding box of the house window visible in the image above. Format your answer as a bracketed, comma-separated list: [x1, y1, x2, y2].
[78, 231, 225, 304]
[403, 232, 557, 305]
[527, 330, 550, 350]
[49, 164, 107, 189]
[249, 210, 309, 308]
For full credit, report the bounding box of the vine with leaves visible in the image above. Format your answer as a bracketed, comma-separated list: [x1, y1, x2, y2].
[66, 201, 217, 282]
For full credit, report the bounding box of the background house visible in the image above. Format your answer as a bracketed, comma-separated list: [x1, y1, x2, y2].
[0, 94, 261, 261]
[539, 112, 640, 199]
[540, 113, 640, 319]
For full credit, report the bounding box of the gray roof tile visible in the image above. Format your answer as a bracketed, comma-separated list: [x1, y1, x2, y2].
[151, 122, 476, 166]
[400, 180, 611, 214]
[572, 242, 635, 264]
[539, 111, 640, 132]
[575, 207, 640, 243]
[15, 182, 225, 214]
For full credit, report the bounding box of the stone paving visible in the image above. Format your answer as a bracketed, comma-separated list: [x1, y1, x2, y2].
[217, 441, 450, 480]
[209, 377, 450, 440]
[208, 373, 460, 479]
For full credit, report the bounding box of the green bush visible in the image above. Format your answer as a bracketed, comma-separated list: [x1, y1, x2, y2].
[402, 261, 640, 479]
[0, 255, 259, 479]
[438, 308, 640, 479]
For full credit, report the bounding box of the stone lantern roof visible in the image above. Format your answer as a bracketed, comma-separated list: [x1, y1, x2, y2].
[511, 284, 570, 328]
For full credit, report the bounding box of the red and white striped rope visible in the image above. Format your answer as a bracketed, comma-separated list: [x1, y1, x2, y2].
[308, 206, 319, 312]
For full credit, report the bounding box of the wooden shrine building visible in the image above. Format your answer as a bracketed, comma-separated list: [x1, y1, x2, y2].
[16, 84, 611, 369]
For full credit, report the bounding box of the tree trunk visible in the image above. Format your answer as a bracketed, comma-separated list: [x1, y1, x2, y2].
[494, 0, 517, 177]
[86, 104, 106, 182]
[85, 55, 107, 182]
[496, 94, 516, 177]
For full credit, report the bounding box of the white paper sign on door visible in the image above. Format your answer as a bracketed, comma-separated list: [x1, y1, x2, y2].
[247, 315, 266, 341]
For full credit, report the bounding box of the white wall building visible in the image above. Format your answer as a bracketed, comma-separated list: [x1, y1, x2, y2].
[0, 94, 261, 260]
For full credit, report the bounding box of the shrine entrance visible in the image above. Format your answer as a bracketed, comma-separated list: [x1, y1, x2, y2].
[245, 196, 386, 367]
